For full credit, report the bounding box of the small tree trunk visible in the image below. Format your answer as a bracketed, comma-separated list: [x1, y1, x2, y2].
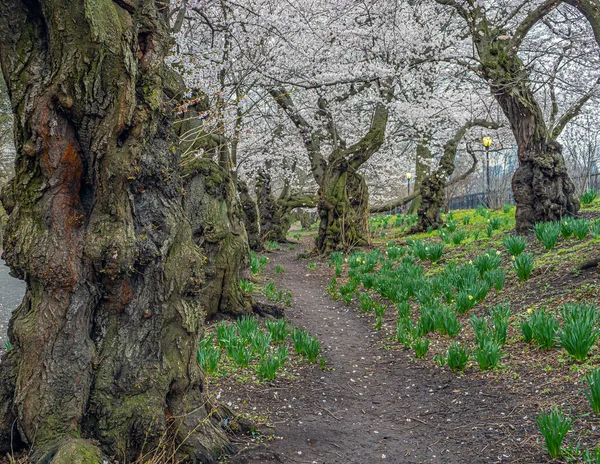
[415, 174, 446, 231]
[414, 121, 496, 233]
[256, 170, 314, 243]
[408, 143, 432, 215]
[237, 178, 262, 251]
[316, 158, 369, 253]
[256, 169, 287, 242]
[0, 1, 232, 461]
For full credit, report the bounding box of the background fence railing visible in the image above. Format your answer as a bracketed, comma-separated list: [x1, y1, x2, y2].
[446, 172, 600, 212]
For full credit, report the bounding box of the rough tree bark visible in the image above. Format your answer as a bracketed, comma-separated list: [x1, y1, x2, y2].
[256, 169, 315, 243]
[270, 84, 392, 253]
[408, 143, 432, 215]
[478, 39, 579, 233]
[173, 91, 252, 318]
[0, 1, 233, 461]
[414, 120, 500, 232]
[237, 178, 262, 251]
[183, 159, 252, 318]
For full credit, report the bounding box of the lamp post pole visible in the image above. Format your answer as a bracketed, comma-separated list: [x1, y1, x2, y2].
[482, 137, 493, 208]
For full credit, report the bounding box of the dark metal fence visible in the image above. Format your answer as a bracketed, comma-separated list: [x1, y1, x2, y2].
[446, 172, 600, 212]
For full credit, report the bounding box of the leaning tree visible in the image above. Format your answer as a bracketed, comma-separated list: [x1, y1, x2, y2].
[0, 0, 241, 461]
[434, 0, 600, 232]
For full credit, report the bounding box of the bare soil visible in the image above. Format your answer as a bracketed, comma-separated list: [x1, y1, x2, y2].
[220, 239, 581, 464]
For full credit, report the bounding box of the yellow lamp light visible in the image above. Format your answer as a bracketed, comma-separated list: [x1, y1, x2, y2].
[482, 136, 493, 148]
[406, 172, 413, 180]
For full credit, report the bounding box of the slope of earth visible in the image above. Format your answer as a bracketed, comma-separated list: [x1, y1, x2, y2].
[220, 240, 570, 463]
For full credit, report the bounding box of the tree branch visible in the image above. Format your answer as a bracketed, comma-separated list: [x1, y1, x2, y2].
[510, 0, 561, 54]
[551, 76, 600, 139]
[432, 0, 469, 20]
[269, 87, 327, 185]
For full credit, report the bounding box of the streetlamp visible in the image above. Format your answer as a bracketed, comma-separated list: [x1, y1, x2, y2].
[406, 172, 413, 195]
[482, 136, 493, 207]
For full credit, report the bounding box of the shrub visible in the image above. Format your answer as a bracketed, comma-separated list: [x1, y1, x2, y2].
[256, 354, 279, 380]
[475, 339, 502, 370]
[462, 215, 471, 225]
[446, 342, 469, 371]
[484, 268, 505, 292]
[560, 217, 575, 240]
[491, 303, 511, 346]
[435, 306, 461, 338]
[534, 222, 560, 250]
[530, 308, 558, 349]
[502, 204, 513, 214]
[580, 189, 598, 206]
[536, 407, 572, 459]
[450, 230, 466, 245]
[473, 249, 502, 276]
[503, 235, 526, 256]
[558, 302, 598, 362]
[571, 218, 590, 240]
[585, 369, 600, 414]
[412, 338, 430, 358]
[426, 243, 445, 263]
[513, 253, 535, 281]
[266, 319, 290, 344]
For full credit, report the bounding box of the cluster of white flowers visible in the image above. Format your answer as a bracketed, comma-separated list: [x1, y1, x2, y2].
[166, 0, 600, 202]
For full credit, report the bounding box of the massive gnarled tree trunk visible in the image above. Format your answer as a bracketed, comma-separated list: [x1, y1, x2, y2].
[316, 155, 370, 252]
[433, 0, 597, 233]
[183, 159, 252, 318]
[479, 48, 579, 233]
[0, 1, 232, 461]
[256, 169, 315, 243]
[270, 88, 392, 253]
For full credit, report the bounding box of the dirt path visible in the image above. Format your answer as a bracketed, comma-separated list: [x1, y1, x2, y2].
[231, 245, 535, 464]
